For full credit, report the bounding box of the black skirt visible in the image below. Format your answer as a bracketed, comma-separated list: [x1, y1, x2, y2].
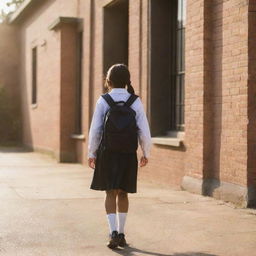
[90, 145, 138, 193]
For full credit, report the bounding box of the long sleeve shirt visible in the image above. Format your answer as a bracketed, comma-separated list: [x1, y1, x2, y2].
[88, 88, 152, 158]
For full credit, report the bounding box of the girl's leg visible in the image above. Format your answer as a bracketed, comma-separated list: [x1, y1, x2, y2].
[117, 190, 129, 235]
[117, 189, 129, 212]
[105, 190, 118, 234]
[105, 189, 119, 249]
[105, 189, 118, 214]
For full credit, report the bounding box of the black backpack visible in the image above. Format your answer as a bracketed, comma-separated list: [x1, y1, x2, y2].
[101, 93, 139, 153]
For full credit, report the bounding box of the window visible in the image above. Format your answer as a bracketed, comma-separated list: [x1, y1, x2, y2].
[150, 0, 186, 136]
[75, 31, 83, 134]
[32, 47, 37, 105]
[176, 0, 186, 132]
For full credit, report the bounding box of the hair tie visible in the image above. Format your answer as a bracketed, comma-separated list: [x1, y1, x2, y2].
[127, 81, 135, 94]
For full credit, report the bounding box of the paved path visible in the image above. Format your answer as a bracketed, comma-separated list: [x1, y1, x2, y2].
[0, 147, 255, 256]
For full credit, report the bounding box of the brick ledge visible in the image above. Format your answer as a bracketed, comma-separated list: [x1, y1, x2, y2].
[70, 134, 85, 140]
[151, 137, 183, 147]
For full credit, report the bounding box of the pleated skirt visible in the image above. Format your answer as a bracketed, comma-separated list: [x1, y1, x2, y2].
[90, 145, 138, 193]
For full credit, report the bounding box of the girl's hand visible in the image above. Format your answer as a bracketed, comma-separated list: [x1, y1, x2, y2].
[88, 158, 96, 169]
[140, 156, 148, 167]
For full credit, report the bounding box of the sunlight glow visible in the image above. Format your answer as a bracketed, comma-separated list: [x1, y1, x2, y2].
[0, 0, 16, 22]
[0, 0, 16, 13]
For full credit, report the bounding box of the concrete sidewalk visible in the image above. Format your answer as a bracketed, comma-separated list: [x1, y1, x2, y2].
[0, 147, 255, 256]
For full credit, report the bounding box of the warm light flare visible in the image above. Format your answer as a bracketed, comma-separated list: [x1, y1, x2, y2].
[0, 0, 17, 22]
[0, 0, 16, 13]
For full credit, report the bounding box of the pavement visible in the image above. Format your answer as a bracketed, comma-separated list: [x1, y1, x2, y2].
[0, 147, 256, 256]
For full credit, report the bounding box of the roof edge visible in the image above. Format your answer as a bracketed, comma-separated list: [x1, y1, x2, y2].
[8, 0, 36, 24]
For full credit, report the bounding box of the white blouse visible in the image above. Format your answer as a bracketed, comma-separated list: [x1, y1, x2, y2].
[88, 88, 152, 158]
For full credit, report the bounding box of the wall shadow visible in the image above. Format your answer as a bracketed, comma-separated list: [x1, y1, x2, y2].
[202, 1, 223, 196]
[0, 145, 32, 153]
[0, 146, 32, 153]
[247, 2, 256, 207]
[0, 25, 22, 146]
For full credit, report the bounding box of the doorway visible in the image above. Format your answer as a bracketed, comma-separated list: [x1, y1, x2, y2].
[103, 0, 129, 77]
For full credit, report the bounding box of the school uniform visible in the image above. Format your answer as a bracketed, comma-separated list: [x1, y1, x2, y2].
[88, 88, 151, 193]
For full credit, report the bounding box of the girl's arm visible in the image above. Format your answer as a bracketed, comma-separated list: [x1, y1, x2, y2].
[88, 97, 105, 159]
[135, 98, 152, 159]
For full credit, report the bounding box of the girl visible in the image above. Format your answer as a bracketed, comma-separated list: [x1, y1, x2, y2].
[88, 64, 151, 249]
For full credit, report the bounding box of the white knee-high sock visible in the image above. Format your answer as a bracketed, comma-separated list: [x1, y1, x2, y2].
[117, 212, 127, 234]
[107, 213, 117, 234]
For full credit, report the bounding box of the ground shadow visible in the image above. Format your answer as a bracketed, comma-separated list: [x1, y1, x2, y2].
[0, 146, 32, 153]
[112, 246, 218, 256]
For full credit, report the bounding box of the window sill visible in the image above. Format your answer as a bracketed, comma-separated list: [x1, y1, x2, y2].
[31, 103, 38, 109]
[70, 134, 85, 140]
[152, 134, 184, 147]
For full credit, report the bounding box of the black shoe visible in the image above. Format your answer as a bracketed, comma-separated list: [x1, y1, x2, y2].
[118, 233, 127, 247]
[107, 231, 119, 249]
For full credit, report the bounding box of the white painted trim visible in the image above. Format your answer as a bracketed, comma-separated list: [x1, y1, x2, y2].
[151, 137, 183, 147]
[70, 134, 85, 140]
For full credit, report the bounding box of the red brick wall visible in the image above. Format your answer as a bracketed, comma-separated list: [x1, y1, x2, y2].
[74, 0, 91, 164]
[184, 0, 205, 180]
[129, 0, 141, 95]
[184, 0, 249, 188]
[215, 0, 248, 186]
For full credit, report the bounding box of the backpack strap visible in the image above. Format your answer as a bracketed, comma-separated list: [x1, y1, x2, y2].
[101, 94, 115, 107]
[125, 94, 139, 107]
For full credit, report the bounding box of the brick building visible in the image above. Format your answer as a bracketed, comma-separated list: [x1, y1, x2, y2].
[0, 0, 256, 207]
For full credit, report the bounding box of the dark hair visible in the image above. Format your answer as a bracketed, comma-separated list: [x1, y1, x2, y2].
[105, 64, 135, 94]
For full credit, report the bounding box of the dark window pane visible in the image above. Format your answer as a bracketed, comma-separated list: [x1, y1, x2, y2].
[177, 29, 182, 72]
[150, 0, 177, 136]
[181, 28, 185, 72]
[150, 0, 185, 134]
[75, 32, 83, 134]
[32, 47, 37, 104]
[174, 0, 186, 131]
[180, 74, 185, 127]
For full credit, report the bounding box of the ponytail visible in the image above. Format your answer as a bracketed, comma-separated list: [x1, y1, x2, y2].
[127, 81, 135, 94]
